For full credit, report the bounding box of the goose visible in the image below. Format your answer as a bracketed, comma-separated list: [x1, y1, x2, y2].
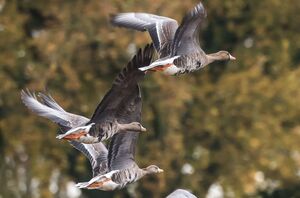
[21, 78, 163, 191]
[22, 44, 154, 144]
[166, 189, 197, 198]
[21, 90, 109, 176]
[111, 2, 235, 75]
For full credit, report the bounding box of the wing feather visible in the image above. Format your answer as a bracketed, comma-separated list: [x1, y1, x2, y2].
[70, 141, 108, 176]
[107, 86, 141, 171]
[21, 89, 108, 176]
[21, 90, 79, 127]
[88, 44, 154, 122]
[172, 2, 206, 56]
[111, 13, 178, 55]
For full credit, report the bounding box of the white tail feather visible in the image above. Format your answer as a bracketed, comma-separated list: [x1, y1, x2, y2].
[75, 174, 105, 189]
[139, 56, 180, 71]
[75, 170, 119, 190]
[56, 123, 95, 139]
[75, 182, 90, 188]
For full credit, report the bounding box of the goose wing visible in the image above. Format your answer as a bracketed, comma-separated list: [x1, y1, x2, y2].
[111, 13, 178, 57]
[21, 90, 109, 176]
[88, 43, 154, 123]
[107, 86, 142, 171]
[21, 89, 88, 128]
[106, 46, 148, 171]
[171, 2, 206, 56]
[70, 141, 108, 176]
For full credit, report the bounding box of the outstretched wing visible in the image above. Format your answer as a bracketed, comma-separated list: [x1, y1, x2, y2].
[111, 13, 178, 57]
[107, 86, 142, 171]
[70, 141, 108, 176]
[21, 89, 88, 128]
[38, 92, 66, 112]
[88, 43, 154, 123]
[105, 45, 155, 171]
[166, 189, 197, 198]
[171, 2, 206, 56]
[21, 90, 108, 176]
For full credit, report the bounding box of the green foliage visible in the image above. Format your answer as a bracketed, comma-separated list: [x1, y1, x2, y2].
[1, 0, 300, 197]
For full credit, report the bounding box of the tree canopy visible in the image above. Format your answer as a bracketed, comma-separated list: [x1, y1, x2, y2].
[1, 0, 300, 197]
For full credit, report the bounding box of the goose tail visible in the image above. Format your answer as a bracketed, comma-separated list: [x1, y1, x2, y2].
[56, 124, 94, 140]
[139, 56, 180, 71]
[75, 182, 90, 189]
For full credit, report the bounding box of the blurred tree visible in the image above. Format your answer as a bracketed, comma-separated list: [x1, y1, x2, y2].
[0, 0, 300, 197]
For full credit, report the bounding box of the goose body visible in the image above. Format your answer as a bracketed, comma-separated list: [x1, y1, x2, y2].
[56, 120, 146, 144]
[111, 2, 236, 75]
[76, 164, 163, 190]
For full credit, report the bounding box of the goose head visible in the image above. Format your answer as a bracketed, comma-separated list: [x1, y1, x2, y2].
[118, 122, 147, 132]
[143, 165, 164, 174]
[217, 51, 236, 61]
[129, 122, 147, 132]
[207, 51, 236, 63]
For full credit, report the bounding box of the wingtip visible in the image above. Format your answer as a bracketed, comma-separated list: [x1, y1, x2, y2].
[20, 90, 27, 104]
[112, 42, 155, 86]
[185, 1, 206, 19]
[20, 89, 26, 98]
[20, 88, 30, 97]
[20, 88, 37, 103]
[195, 2, 207, 17]
[134, 43, 155, 71]
[109, 13, 118, 25]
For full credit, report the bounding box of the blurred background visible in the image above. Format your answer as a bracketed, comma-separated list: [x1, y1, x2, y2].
[1, 0, 300, 197]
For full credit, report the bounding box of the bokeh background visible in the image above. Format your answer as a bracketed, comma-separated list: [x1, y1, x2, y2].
[1, 0, 300, 197]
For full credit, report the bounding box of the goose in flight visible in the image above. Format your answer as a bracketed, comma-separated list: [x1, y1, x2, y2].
[22, 44, 154, 144]
[111, 2, 235, 75]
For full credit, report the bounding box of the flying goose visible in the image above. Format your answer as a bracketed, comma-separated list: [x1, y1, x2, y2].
[24, 44, 154, 144]
[21, 90, 109, 176]
[76, 76, 163, 190]
[166, 189, 197, 198]
[111, 2, 235, 75]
